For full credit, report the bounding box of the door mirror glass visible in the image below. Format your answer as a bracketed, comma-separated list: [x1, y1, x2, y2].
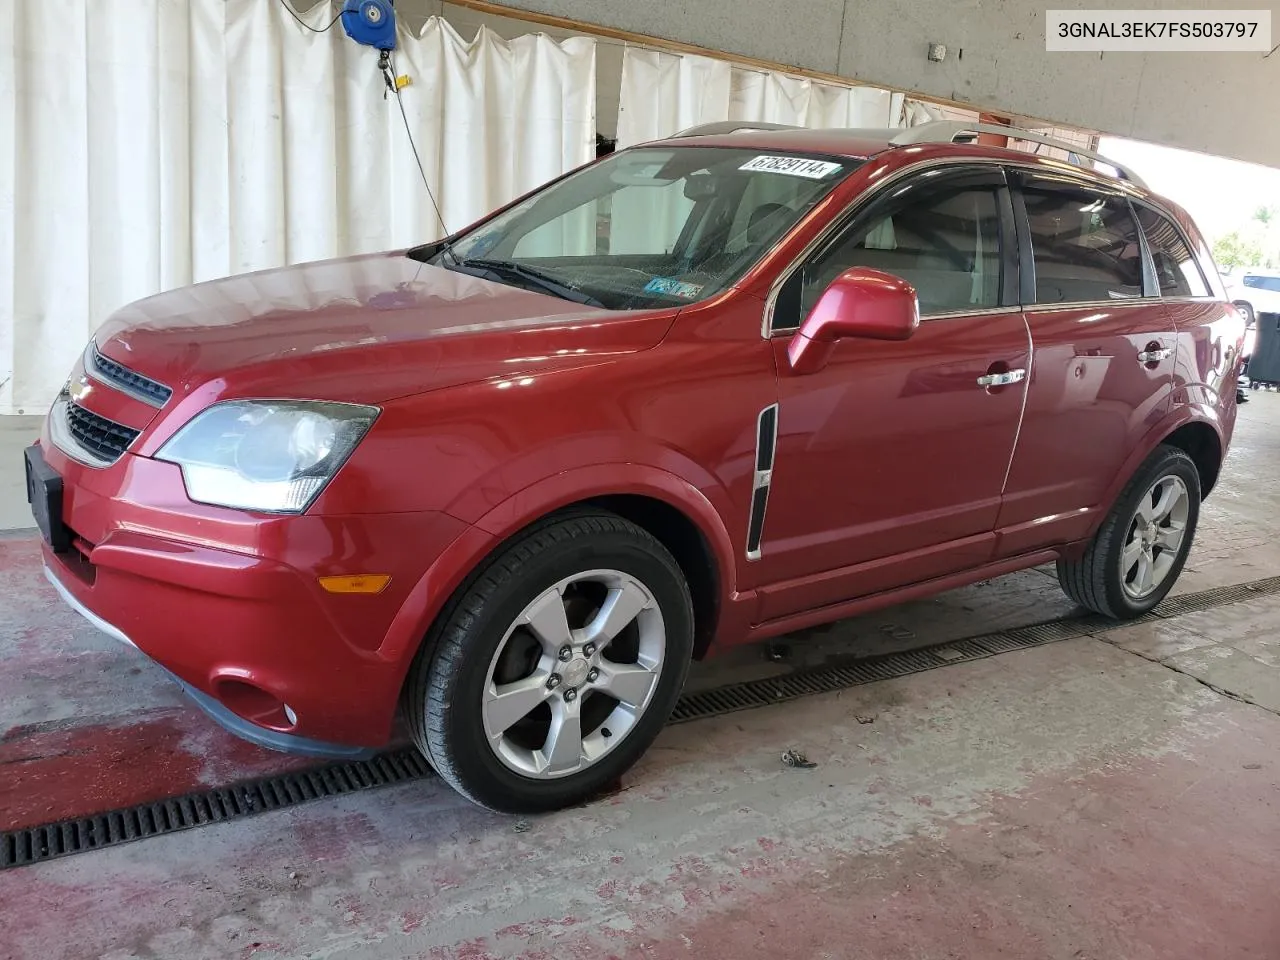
[787, 268, 920, 374]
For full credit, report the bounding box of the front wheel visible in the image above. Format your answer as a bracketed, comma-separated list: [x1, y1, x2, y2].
[1057, 445, 1201, 619]
[406, 511, 694, 813]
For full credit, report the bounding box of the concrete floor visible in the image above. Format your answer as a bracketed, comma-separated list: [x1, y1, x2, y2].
[2, 394, 1280, 959]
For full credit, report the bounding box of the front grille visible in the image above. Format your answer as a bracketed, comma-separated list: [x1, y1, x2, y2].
[88, 343, 172, 407]
[65, 402, 140, 464]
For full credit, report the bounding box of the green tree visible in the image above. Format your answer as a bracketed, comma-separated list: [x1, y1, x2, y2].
[1254, 207, 1280, 267]
[1213, 231, 1264, 270]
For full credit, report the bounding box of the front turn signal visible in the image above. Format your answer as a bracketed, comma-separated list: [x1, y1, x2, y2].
[318, 574, 392, 595]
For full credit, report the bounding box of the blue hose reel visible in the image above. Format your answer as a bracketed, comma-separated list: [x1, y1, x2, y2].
[341, 0, 397, 51]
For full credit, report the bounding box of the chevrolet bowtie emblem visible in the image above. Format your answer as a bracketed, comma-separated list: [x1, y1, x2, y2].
[69, 376, 92, 403]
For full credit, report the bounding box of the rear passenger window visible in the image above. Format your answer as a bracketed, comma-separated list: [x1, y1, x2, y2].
[1023, 186, 1144, 304]
[1135, 207, 1210, 297]
[792, 184, 1003, 320]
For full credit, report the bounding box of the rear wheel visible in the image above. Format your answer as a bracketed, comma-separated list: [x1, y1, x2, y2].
[406, 511, 693, 813]
[1056, 445, 1201, 619]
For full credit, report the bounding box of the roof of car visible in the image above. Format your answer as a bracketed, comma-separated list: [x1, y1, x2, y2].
[656, 123, 1149, 195]
[659, 127, 901, 160]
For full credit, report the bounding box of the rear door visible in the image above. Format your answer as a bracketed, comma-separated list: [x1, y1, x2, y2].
[995, 172, 1176, 556]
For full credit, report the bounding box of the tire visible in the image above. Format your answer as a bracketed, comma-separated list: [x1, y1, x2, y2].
[1056, 445, 1201, 620]
[405, 510, 694, 813]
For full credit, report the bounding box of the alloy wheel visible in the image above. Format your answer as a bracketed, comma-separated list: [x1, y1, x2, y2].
[480, 569, 666, 779]
[1120, 474, 1191, 600]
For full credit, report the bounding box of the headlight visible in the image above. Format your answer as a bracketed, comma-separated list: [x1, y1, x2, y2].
[156, 400, 379, 513]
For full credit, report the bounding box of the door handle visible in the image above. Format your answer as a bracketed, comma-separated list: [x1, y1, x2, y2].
[1137, 347, 1173, 363]
[976, 369, 1026, 388]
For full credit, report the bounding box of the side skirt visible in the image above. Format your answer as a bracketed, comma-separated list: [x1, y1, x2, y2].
[740, 548, 1062, 644]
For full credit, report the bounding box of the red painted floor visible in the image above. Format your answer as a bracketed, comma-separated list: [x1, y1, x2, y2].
[3, 636, 1280, 959]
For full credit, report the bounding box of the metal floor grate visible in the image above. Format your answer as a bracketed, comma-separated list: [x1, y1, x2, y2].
[672, 575, 1280, 724]
[5, 573, 1278, 869]
[669, 617, 1100, 723]
[1156, 575, 1280, 617]
[2, 749, 432, 870]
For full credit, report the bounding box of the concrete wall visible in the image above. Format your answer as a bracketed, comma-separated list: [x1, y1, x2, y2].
[436, 0, 1280, 168]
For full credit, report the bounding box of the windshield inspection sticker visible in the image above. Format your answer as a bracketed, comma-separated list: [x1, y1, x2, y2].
[644, 277, 704, 299]
[739, 155, 843, 179]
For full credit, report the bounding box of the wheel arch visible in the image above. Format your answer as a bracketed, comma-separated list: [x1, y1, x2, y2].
[466, 465, 738, 663]
[1160, 420, 1223, 498]
[381, 463, 740, 709]
[1098, 409, 1225, 530]
[429, 491, 726, 661]
[582, 493, 721, 660]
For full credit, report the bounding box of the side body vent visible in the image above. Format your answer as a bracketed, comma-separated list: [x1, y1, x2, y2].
[746, 403, 779, 560]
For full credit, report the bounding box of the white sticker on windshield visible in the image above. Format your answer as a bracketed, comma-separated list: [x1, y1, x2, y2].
[738, 155, 843, 179]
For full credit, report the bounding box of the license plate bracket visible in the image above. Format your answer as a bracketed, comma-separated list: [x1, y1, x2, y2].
[24, 444, 70, 552]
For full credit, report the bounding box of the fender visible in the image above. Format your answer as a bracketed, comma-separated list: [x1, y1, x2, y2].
[471, 461, 739, 597]
[1095, 401, 1224, 530]
[371, 461, 743, 727]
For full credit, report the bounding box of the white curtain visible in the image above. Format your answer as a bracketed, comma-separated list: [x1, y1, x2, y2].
[617, 46, 907, 149]
[728, 70, 904, 130]
[0, 1, 595, 415]
[615, 49, 733, 148]
[902, 98, 948, 126]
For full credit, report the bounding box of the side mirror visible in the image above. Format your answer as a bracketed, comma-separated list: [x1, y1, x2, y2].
[1232, 299, 1256, 328]
[786, 268, 920, 375]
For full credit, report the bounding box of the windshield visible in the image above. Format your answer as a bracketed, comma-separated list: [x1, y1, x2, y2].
[426, 146, 861, 310]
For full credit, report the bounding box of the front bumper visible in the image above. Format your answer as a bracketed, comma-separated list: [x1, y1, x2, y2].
[43, 562, 376, 760]
[35, 437, 470, 754]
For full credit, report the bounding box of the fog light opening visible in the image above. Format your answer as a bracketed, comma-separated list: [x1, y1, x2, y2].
[214, 678, 292, 730]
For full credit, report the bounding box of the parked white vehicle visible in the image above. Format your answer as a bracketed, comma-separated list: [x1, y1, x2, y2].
[1225, 268, 1280, 321]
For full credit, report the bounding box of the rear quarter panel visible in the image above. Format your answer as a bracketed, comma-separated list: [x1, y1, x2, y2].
[1162, 198, 1245, 447]
[1092, 201, 1244, 510]
[1086, 298, 1243, 536]
[1169, 299, 1244, 444]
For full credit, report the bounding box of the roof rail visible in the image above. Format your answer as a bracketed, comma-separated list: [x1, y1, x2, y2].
[671, 121, 802, 139]
[889, 121, 1146, 188]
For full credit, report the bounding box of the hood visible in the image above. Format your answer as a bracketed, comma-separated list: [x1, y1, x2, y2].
[93, 251, 678, 406]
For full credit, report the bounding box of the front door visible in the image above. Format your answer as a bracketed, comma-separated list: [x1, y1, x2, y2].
[754, 166, 1031, 621]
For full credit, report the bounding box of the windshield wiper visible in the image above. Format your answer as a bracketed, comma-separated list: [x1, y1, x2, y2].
[449, 258, 605, 307]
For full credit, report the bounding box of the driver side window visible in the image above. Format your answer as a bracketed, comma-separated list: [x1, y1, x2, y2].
[774, 179, 1005, 330]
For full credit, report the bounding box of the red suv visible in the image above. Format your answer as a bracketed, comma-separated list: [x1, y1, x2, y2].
[26, 122, 1245, 812]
